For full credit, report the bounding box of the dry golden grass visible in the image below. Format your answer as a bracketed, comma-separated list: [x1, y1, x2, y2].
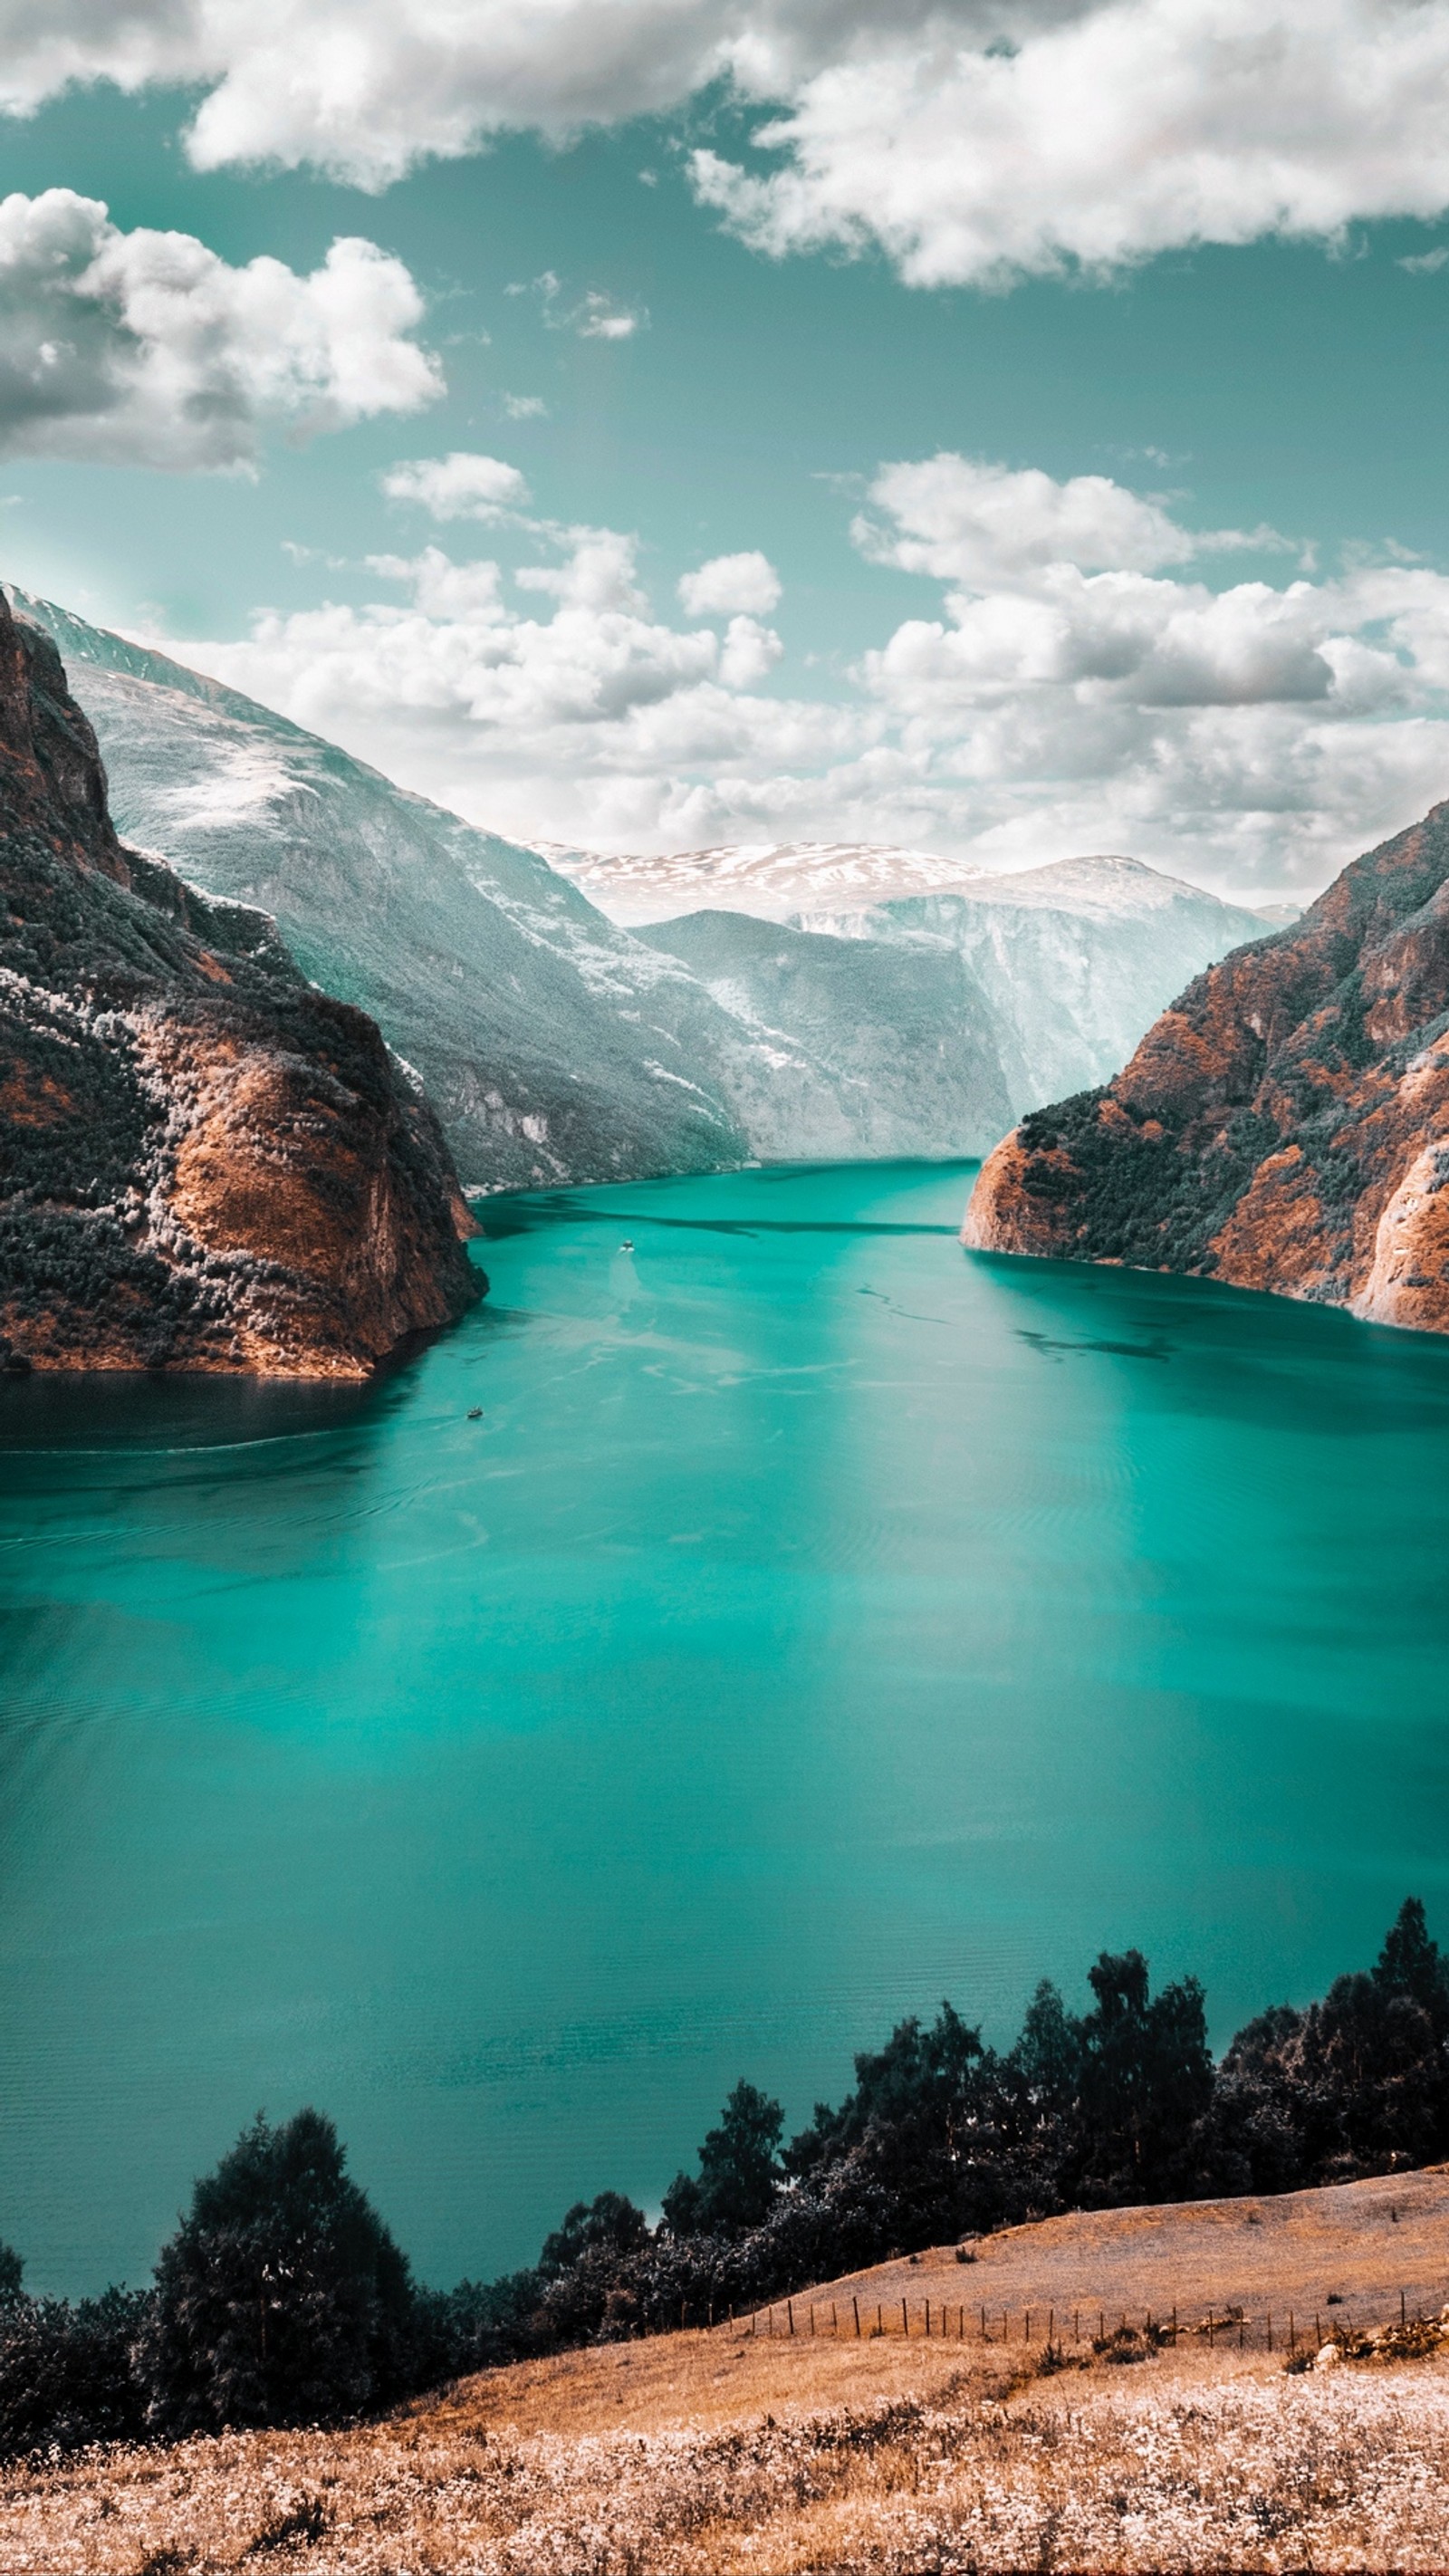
[8, 2169, 1449, 2575]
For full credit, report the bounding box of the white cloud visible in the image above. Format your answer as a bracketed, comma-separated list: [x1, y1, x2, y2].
[502, 392, 548, 418]
[1399, 245, 1449, 272]
[571, 293, 644, 341]
[678, 549, 782, 616]
[718, 613, 785, 687]
[382, 450, 530, 520]
[0, 187, 440, 470]
[151, 453, 1449, 892]
[7, 2, 1449, 297]
[692, 0, 1449, 290]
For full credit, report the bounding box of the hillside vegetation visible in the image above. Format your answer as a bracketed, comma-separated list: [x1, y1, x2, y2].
[6, 2172, 1449, 2572]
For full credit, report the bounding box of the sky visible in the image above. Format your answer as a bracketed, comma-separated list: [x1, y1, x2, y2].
[5, 6, 1449, 894]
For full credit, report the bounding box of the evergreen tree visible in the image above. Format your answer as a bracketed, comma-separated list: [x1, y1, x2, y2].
[1073, 1949, 1214, 2202]
[139, 2110, 415, 2434]
[663, 2082, 785, 2236]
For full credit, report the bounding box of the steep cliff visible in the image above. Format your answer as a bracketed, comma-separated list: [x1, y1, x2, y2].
[0, 596, 481, 1379]
[638, 907, 1016, 1157]
[963, 801, 1449, 1335]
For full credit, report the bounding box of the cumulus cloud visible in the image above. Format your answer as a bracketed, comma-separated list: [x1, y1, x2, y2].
[0, 188, 440, 470]
[155, 453, 1449, 890]
[678, 550, 782, 616]
[7, 2, 1449, 295]
[692, 0, 1449, 289]
[382, 451, 530, 520]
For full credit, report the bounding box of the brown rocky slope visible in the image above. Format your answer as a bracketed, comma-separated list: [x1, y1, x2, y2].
[0, 593, 481, 1378]
[964, 799, 1449, 1334]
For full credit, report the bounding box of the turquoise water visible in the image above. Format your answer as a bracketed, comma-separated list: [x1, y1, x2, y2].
[4, 1158, 1449, 2298]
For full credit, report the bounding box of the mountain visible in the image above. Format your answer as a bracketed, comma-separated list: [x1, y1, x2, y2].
[801, 856, 1269, 1110]
[637, 909, 1015, 1158]
[0, 595, 479, 1379]
[535, 838, 988, 926]
[964, 799, 1449, 1336]
[11, 591, 750, 1192]
[12, 597, 1025, 1176]
[12, 594, 1266, 1179]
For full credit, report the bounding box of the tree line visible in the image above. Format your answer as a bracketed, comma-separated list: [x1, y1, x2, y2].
[4, 1897, 1447, 2453]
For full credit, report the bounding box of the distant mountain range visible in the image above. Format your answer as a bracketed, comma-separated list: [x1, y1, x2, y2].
[10, 591, 1280, 1192]
[539, 834, 1299, 936]
[532, 837, 991, 924]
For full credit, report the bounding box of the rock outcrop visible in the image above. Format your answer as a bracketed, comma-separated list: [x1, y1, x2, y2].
[0, 594, 481, 1378]
[963, 800, 1449, 1335]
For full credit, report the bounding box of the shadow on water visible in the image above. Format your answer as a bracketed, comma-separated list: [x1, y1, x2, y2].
[0, 1370, 381, 1457]
[972, 1245, 1449, 1438]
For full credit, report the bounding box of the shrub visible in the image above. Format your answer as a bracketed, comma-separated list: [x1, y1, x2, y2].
[0, 2287, 149, 2457]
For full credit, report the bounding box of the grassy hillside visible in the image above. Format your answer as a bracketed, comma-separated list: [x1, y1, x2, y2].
[8, 2169, 1449, 2572]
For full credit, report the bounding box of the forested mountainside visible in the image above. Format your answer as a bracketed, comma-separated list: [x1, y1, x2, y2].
[0, 594, 479, 1378]
[10, 595, 1264, 1175]
[964, 800, 1449, 1336]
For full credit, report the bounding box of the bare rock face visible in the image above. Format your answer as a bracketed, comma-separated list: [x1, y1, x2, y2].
[0, 594, 482, 1378]
[964, 801, 1449, 1336]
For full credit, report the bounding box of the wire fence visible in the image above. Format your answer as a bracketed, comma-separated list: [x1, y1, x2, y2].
[713, 2289, 1434, 2356]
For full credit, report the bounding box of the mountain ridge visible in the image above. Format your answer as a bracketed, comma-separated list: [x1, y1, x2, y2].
[964, 795, 1449, 1336]
[0, 593, 480, 1378]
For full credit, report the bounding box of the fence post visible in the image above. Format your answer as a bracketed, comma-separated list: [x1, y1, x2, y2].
[925, 2298, 931, 2337]
[810, 2304, 816, 2336]
[1074, 2310, 1080, 2344]
[1266, 2313, 1272, 2354]
[788, 2300, 795, 2337]
[853, 2295, 861, 2339]
[1402, 2290, 1407, 2327]
[901, 2297, 908, 2338]
[1025, 2311, 1031, 2343]
[981, 2306, 987, 2341]
[1048, 2309, 1054, 2350]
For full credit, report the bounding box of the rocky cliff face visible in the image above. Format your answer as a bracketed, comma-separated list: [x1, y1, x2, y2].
[963, 801, 1449, 1336]
[0, 596, 481, 1378]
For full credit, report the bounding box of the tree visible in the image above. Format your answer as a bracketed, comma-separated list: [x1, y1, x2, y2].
[1374, 1896, 1449, 2023]
[139, 2110, 416, 2434]
[539, 2193, 648, 2275]
[0, 2245, 22, 2305]
[1073, 1949, 1214, 2203]
[663, 2082, 785, 2237]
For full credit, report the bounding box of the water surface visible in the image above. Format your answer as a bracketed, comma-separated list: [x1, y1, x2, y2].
[3, 1160, 1448, 2294]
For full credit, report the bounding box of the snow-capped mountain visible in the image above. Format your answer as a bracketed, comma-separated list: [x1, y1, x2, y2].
[801, 857, 1268, 1106]
[8, 595, 1019, 1179]
[533, 838, 989, 925]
